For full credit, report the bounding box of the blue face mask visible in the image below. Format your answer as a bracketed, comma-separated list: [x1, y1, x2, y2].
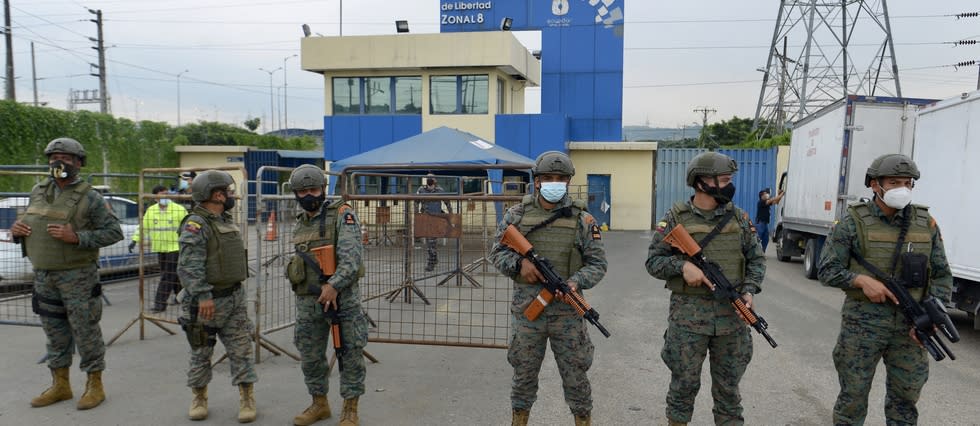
[539, 182, 567, 203]
[178, 180, 189, 191]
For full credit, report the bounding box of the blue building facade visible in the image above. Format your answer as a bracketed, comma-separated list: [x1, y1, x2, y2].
[322, 0, 625, 161]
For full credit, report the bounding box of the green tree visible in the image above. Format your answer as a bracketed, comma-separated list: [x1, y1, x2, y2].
[243, 117, 260, 132]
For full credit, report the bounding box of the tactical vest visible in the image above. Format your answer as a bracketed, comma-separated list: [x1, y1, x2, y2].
[185, 207, 247, 289]
[666, 202, 746, 296]
[289, 200, 363, 295]
[22, 180, 99, 270]
[844, 203, 932, 301]
[513, 195, 585, 284]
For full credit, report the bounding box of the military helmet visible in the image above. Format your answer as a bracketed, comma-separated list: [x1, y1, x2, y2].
[190, 170, 235, 202]
[289, 164, 326, 191]
[686, 152, 738, 187]
[44, 137, 87, 166]
[532, 151, 575, 177]
[865, 153, 919, 187]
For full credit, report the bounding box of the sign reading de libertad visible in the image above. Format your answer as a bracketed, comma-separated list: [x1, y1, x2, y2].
[441, 1, 492, 25]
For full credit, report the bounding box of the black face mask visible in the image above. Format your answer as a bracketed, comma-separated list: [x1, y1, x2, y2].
[221, 192, 236, 211]
[49, 160, 76, 179]
[698, 180, 736, 204]
[297, 194, 325, 212]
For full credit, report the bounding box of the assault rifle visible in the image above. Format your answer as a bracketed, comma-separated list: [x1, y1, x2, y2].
[499, 225, 610, 338]
[854, 253, 960, 361]
[663, 224, 778, 348]
[307, 284, 344, 367]
[299, 244, 345, 370]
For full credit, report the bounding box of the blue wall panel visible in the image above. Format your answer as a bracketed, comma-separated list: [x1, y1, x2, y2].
[560, 27, 596, 74]
[392, 115, 423, 142]
[323, 115, 422, 161]
[568, 118, 595, 143]
[495, 113, 566, 159]
[359, 116, 394, 152]
[540, 73, 561, 113]
[594, 72, 623, 119]
[529, 114, 567, 155]
[495, 114, 531, 157]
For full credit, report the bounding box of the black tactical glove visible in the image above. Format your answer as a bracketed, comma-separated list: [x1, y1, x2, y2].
[128, 241, 137, 253]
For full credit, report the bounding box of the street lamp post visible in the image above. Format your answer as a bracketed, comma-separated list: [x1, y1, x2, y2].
[176, 69, 188, 127]
[283, 54, 298, 136]
[259, 67, 282, 133]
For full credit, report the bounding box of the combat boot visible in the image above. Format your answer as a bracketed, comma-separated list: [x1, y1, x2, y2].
[574, 412, 591, 426]
[512, 408, 531, 426]
[238, 383, 257, 423]
[338, 397, 359, 426]
[667, 417, 688, 426]
[189, 387, 208, 420]
[76, 371, 105, 410]
[293, 394, 331, 425]
[30, 367, 73, 407]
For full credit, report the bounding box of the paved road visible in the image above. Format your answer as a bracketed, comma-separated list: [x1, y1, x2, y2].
[1, 230, 977, 425]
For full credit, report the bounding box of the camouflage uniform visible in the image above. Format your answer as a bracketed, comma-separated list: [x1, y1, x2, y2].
[177, 206, 257, 388]
[289, 200, 369, 399]
[416, 184, 451, 270]
[818, 200, 952, 425]
[489, 194, 607, 417]
[23, 177, 123, 373]
[646, 200, 765, 425]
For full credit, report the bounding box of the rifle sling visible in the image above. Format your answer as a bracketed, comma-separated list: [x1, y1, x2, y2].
[297, 250, 330, 283]
[697, 211, 734, 249]
[523, 206, 573, 239]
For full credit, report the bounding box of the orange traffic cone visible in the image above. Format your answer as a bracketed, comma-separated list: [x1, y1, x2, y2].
[265, 211, 278, 241]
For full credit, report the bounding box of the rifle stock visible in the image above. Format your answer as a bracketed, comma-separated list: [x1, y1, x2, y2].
[500, 224, 611, 338]
[664, 224, 778, 348]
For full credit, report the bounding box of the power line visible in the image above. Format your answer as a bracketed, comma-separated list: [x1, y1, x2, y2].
[10, 4, 89, 39]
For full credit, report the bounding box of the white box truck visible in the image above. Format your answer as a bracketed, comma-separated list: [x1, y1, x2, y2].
[911, 90, 980, 329]
[773, 95, 934, 279]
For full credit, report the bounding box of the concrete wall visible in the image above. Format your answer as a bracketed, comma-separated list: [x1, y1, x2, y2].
[569, 142, 657, 231]
[174, 146, 248, 196]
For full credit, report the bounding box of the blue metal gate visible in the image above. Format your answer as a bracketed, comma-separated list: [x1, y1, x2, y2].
[654, 148, 777, 221]
[587, 174, 611, 228]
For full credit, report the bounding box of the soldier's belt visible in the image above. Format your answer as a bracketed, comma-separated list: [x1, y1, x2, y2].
[211, 283, 241, 299]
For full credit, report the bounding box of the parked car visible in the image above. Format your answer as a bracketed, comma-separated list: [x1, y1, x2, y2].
[0, 195, 157, 289]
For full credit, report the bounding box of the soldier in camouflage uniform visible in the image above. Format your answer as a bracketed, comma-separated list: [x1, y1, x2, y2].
[817, 154, 952, 425]
[176, 170, 258, 423]
[416, 174, 452, 271]
[645, 152, 765, 426]
[489, 151, 607, 426]
[11, 138, 123, 410]
[286, 164, 368, 426]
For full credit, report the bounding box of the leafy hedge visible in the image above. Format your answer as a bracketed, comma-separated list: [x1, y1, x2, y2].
[0, 101, 317, 194]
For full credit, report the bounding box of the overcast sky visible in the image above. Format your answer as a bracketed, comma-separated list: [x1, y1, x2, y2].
[6, 0, 979, 133]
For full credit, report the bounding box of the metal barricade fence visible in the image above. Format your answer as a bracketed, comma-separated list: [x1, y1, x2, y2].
[105, 167, 295, 362]
[253, 165, 531, 352]
[337, 164, 532, 349]
[0, 168, 177, 327]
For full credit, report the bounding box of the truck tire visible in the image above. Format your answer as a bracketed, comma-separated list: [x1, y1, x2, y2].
[776, 233, 791, 262]
[803, 238, 819, 280]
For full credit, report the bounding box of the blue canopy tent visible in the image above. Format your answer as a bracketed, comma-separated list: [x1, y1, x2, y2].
[329, 126, 534, 195]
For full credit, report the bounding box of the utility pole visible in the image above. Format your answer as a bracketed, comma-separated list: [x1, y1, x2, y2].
[283, 54, 297, 136]
[31, 42, 38, 106]
[4, 0, 15, 101]
[88, 9, 108, 113]
[259, 67, 281, 133]
[693, 107, 716, 149]
[176, 69, 188, 126]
